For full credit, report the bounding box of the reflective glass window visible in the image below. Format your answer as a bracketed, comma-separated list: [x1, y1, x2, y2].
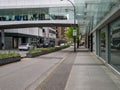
[100, 28, 106, 60]
[110, 18, 120, 70]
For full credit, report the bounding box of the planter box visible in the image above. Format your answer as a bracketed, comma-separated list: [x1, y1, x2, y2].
[27, 46, 70, 58]
[0, 56, 21, 66]
[26, 51, 52, 58]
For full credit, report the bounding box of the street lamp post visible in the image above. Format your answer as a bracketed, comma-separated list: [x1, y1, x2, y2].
[61, 0, 76, 52]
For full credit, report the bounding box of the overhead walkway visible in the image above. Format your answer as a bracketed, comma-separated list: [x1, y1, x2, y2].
[0, 5, 79, 29]
[0, 20, 78, 29]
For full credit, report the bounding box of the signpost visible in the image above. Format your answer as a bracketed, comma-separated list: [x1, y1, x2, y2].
[73, 29, 76, 52]
[61, 0, 77, 52]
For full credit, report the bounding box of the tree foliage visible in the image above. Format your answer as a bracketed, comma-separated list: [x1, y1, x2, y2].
[65, 26, 79, 39]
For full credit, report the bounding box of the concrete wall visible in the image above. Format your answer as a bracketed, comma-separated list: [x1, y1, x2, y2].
[5, 27, 43, 37]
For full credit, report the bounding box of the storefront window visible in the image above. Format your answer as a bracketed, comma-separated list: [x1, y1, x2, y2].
[110, 18, 120, 70]
[100, 28, 106, 60]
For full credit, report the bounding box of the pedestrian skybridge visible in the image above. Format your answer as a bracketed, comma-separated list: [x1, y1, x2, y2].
[0, 20, 78, 29]
[0, 5, 78, 29]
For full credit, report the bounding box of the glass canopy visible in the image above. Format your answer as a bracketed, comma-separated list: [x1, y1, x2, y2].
[74, 0, 120, 33]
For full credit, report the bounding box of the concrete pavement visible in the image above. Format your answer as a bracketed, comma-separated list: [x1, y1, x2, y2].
[0, 47, 71, 90]
[36, 50, 76, 90]
[0, 46, 120, 90]
[65, 46, 120, 90]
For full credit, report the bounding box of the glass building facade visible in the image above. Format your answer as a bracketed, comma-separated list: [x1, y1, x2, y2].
[0, 6, 73, 21]
[0, 1, 75, 50]
[100, 27, 106, 60]
[75, 0, 120, 32]
[110, 18, 120, 71]
[74, 0, 120, 72]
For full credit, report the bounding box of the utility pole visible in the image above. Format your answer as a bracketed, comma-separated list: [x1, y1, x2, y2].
[61, 0, 76, 52]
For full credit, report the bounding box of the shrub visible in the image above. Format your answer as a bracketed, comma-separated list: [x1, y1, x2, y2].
[28, 44, 70, 54]
[40, 48, 49, 52]
[0, 53, 20, 59]
[28, 49, 42, 54]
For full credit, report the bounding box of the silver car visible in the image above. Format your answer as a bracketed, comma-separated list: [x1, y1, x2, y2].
[18, 43, 34, 50]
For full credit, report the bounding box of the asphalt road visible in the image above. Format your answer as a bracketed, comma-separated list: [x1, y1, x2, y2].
[0, 47, 72, 90]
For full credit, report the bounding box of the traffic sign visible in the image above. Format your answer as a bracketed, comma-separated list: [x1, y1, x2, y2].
[73, 30, 77, 36]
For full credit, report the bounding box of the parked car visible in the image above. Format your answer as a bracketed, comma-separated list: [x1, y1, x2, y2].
[18, 43, 34, 50]
[115, 43, 120, 50]
[49, 42, 55, 47]
[43, 42, 49, 48]
[37, 43, 43, 48]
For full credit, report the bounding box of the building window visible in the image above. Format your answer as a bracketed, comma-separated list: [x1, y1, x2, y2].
[100, 27, 106, 60]
[110, 18, 120, 71]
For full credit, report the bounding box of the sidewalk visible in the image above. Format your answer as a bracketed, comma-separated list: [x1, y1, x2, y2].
[65, 46, 120, 90]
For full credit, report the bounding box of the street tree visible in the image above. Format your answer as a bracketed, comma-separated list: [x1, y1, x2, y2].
[65, 26, 80, 48]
